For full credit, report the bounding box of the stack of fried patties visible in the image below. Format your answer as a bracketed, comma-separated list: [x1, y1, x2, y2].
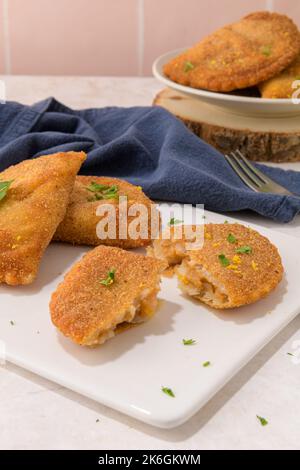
[163, 11, 300, 98]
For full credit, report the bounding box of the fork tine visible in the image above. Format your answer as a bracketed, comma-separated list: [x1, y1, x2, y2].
[235, 149, 271, 184]
[230, 152, 263, 187]
[224, 154, 260, 192]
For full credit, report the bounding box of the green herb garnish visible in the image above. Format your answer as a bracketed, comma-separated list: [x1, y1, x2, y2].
[202, 361, 211, 367]
[256, 415, 268, 426]
[99, 268, 116, 286]
[236, 245, 252, 254]
[287, 352, 294, 356]
[87, 182, 110, 192]
[261, 45, 272, 57]
[96, 418, 100, 423]
[227, 233, 237, 244]
[218, 254, 230, 267]
[162, 387, 175, 398]
[224, 220, 229, 224]
[168, 218, 183, 226]
[10, 320, 15, 326]
[86, 182, 119, 201]
[182, 338, 196, 346]
[0, 180, 13, 202]
[184, 61, 194, 72]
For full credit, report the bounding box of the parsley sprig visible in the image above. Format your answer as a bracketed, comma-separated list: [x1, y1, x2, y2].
[86, 182, 119, 201]
[202, 361, 211, 367]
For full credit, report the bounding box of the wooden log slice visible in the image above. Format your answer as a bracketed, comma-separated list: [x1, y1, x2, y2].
[153, 88, 300, 163]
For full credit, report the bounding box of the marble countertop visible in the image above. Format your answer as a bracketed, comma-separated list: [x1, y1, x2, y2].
[0, 76, 299, 450]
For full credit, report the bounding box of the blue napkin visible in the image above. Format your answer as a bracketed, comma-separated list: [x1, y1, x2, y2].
[0, 97, 300, 223]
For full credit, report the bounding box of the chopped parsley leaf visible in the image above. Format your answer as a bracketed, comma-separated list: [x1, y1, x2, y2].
[256, 415, 268, 426]
[0, 180, 14, 202]
[236, 245, 252, 254]
[202, 361, 211, 367]
[184, 61, 194, 72]
[162, 387, 175, 398]
[261, 45, 272, 57]
[99, 268, 116, 286]
[227, 233, 237, 244]
[182, 338, 196, 346]
[168, 218, 183, 226]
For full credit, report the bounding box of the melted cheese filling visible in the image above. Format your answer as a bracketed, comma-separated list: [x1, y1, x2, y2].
[85, 284, 160, 346]
[149, 238, 187, 267]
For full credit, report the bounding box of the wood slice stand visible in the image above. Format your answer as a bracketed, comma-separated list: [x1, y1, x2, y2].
[153, 88, 300, 163]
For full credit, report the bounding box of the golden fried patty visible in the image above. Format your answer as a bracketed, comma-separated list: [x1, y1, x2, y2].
[148, 223, 283, 309]
[54, 176, 159, 248]
[0, 151, 86, 285]
[259, 52, 300, 98]
[50, 246, 165, 346]
[163, 11, 300, 92]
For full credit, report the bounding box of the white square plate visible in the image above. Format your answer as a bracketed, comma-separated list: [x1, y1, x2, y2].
[0, 209, 299, 428]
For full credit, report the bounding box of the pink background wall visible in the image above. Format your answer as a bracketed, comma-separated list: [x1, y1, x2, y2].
[0, 0, 298, 76]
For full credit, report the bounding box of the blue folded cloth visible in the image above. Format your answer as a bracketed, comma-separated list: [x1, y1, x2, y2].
[0, 97, 300, 223]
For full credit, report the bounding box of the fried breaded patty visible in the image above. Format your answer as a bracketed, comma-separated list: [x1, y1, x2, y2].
[163, 11, 300, 92]
[0, 151, 86, 285]
[50, 246, 165, 346]
[259, 52, 300, 98]
[148, 223, 283, 309]
[53, 176, 159, 248]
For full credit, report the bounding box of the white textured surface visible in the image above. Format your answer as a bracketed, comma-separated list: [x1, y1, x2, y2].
[0, 76, 300, 449]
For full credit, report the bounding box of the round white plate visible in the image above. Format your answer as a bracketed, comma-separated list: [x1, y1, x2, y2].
[152, 48, 300, 117]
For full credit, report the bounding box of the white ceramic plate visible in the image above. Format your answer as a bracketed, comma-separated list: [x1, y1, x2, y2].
[153, 48, 300, 117]
[0, 208, 299, 428]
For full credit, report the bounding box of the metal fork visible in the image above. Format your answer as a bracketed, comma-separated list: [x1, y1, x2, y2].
[224, 149, 295, 196]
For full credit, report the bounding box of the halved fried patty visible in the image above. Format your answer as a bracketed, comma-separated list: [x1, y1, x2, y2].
[148, 223, 283, 309]
[163, 11, 300, 92]
[54, 176, 159, 248]
[50, 246, 165, 346]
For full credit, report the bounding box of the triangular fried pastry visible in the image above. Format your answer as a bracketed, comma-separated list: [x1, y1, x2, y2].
[0, 151, 86, 285]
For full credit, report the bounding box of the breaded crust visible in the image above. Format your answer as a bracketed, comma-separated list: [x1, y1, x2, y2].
[54, 176, 159, 248]
[178, 223, 283, 308]
[163, 11, 300, 92]
[50, 246, 165, 346]
[0, 151, 86, 285]
[259, 52, 300, 98]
